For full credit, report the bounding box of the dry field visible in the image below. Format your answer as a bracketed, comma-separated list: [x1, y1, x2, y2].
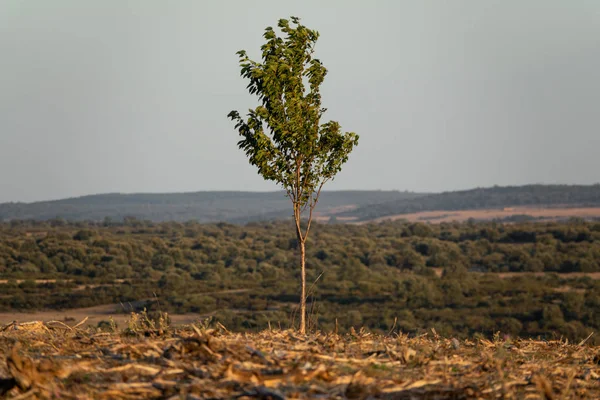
[429, 269, 600, 279]
[0, 303, 200, 330]
[1, 318, 599, 399]
[0, 289, 252, 329]
[495, 272, 600, 280]
[361, 207, 600, 224]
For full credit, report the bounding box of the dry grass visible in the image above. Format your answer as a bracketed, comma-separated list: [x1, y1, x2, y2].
[361, 206, 600, 224]
[496, 272, 600, 280]
[0, 289, 253, 330]
[0, 304, 199, 330]
[428, 268, 600, 280]
[1, 317, 599, 399]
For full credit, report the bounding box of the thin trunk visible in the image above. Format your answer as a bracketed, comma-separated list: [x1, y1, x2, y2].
[299, 238, 306, 334]
[293, 202, 307, 335]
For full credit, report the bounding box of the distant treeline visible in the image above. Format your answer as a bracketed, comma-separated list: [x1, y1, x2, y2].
[1, 219, 599, 344]
[343, 184, 600, 221]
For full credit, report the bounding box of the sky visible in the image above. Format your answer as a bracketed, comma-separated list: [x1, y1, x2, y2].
[1, 1, 599, 203]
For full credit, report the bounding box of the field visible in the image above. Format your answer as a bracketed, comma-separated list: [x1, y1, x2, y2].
[0, 303, 194, 330]
[1, 219, 600, 346]
[360, 207, 600, 224]
[1, 215, 600, 398]
[1, 318, 599, 399]
[0, 286, 254, 329]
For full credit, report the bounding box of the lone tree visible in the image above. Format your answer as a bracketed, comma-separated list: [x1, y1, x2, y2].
[228, 17, 359, 334]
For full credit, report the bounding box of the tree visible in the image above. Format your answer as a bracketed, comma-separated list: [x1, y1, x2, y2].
[228, 17, 359, 333]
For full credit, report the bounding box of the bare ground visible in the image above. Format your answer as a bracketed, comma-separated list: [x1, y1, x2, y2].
[0, 289, 253, 329]
[0, 303, 199, 329]
[0, 321, 599, 399]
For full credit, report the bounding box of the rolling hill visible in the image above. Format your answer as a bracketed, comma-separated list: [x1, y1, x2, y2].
[2, 184, 600, 223]
[0, 190, 421, 223]
[340, 184, 600, 221]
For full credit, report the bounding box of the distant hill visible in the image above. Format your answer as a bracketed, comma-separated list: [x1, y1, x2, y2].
[0, 190, 422, 223]
[2, 184, 600, 223]
[341, 184, 600, 221]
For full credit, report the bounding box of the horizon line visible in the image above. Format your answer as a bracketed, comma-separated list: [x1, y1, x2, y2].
[2, 182, 600, 206]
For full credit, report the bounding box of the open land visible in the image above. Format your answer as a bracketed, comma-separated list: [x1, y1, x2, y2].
[361, 207, 600, 224]
[1, 322, 599, 399]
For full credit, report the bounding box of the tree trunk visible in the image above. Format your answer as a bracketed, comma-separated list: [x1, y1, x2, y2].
[299, 238, 307, 334]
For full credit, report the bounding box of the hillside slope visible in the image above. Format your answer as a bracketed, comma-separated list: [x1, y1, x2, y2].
[343, 184, 600, 221]
[3, 184, 600, 223]
[0, 190, 420, 223]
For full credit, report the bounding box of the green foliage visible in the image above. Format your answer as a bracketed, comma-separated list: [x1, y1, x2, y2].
[0, 220, 599, 343]
[228, 16, 358, 211]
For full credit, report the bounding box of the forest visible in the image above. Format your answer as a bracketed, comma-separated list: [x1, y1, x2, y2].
[0, 218, 599, 344]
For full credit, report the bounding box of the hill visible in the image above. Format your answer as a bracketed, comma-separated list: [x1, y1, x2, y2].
[0, 190, 421, 223]
[2, 184, 600, 224]
[341, 184, 600, 222]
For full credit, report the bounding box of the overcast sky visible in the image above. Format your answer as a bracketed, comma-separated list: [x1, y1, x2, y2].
[1, 1, 599, 203]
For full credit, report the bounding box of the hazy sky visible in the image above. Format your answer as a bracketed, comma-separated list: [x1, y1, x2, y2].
[1, 1, 599, 203]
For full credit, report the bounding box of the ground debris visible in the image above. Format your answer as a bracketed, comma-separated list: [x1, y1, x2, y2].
[0, 326, 599, 399]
